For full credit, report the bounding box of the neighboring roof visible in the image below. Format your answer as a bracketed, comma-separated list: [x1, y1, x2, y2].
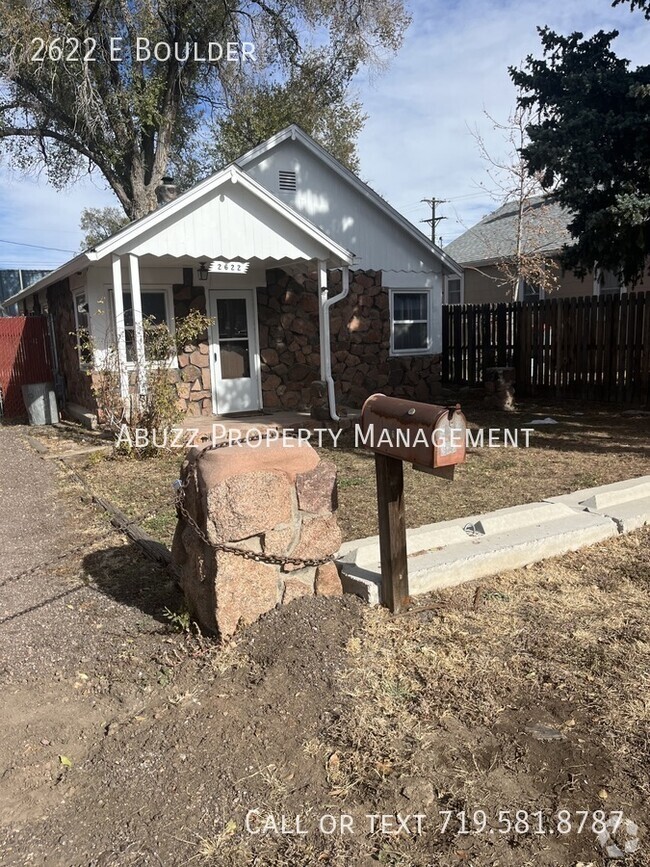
[444, 196, 573, 266]
[3, 164, 355, 307]
[236, 125, 463, 278]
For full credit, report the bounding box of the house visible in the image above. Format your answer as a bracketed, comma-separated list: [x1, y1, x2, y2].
[2, 126, 462, 421]
[0, 270, 51, 316]
[444, 196, 649, 304]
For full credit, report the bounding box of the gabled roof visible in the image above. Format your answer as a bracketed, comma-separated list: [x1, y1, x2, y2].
[3, 164, 355, 306]
[236, 125, 463, 277]
[444, 196, 573, 266]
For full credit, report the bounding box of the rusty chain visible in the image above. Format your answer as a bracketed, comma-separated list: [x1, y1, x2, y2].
[3, 427, 334, 587]
[173, 428, 335, 569]
[0, 505, 169, 588]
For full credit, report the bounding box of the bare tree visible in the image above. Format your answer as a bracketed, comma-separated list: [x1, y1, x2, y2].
[468, 102, 566, 300]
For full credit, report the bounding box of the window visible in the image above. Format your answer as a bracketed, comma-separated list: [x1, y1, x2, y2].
[278, 170, 297, 192]
[520, 279, 542, 302]
[73, 291, 92, 366]
[445, 276, 462, 305]
[122, 289, 169, 363]
[595, 269, 624, 297]
[390, 289, 432, 355]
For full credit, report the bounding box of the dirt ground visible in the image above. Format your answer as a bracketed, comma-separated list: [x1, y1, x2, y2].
[1, 403, 649, 867]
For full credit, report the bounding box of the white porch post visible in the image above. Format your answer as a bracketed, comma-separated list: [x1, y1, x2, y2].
[128, 254, 147, 395]
[111, 254, 129, 400]
[317, 259, 328, 381]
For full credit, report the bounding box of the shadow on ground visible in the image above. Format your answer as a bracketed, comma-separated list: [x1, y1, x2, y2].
[83, 542, 184, 626]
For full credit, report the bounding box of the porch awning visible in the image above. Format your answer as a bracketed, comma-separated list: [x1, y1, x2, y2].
[4, 166, 355, 306]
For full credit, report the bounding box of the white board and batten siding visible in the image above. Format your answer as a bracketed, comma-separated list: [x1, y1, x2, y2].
[241, 137, 445, 353]
[240, 138, 443, 278]
[113, 180, 335, 264]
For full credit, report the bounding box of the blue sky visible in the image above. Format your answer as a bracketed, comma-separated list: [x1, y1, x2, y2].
[0, 0, 647, 269]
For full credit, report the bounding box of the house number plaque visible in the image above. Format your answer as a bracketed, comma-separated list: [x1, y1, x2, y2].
[209, 260, 250, 274]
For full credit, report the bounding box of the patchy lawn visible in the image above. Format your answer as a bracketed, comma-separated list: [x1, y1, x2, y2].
[59, 397, 650, 545]
[4, 522, 648, 866]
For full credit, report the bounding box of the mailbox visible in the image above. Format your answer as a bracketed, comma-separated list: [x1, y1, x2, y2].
[361, 394, 467, 478]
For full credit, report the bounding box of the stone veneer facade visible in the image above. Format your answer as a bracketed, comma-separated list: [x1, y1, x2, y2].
[258, 267, 442, 411]
[48, 266, 441, 418]
[47, 278, 98, 412]
[173, 271, 212, 417]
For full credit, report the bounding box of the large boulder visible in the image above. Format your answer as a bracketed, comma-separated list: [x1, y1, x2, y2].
[171, 437, 342, 638]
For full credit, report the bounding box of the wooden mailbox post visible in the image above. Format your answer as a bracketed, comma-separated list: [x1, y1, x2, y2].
[360, 394, 467, 613]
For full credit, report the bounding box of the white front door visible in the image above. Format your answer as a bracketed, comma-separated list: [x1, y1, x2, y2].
[209, 289, 261, 414]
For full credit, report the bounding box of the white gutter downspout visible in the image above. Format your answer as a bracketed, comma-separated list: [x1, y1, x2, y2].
[318, 263, 350, 423]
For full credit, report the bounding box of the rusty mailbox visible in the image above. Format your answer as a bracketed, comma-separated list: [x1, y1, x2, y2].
[359, 394, 467, 612]
[361, 394, 467, 479]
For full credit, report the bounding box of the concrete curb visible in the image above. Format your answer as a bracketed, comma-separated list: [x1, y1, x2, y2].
[337, 475, 649, 605]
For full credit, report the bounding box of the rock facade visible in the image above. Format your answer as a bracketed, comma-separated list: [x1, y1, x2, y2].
[173, 276, 212, 416]
[259, 268, 442, 411]
[171, 438, 343, 638]
[46, 278, 98, 412]
[257, 270, 322, 411]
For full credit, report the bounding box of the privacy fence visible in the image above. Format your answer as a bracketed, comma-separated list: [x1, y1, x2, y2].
[442, 293, 650, 405]
[0, 316, 53, 419]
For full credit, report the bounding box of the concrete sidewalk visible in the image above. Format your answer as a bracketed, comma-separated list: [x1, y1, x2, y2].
[337, 475, 650, 605]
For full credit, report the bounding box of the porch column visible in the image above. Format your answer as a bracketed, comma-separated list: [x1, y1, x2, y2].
[128, 254, 147, 394]
[111, 254, 129, 400]
[317, 259, 328, 381]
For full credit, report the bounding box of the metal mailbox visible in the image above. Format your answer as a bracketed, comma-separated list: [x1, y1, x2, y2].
[361, 394, 467, 478]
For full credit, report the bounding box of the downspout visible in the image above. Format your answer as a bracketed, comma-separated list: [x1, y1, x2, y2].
[320, 265, 350, 423]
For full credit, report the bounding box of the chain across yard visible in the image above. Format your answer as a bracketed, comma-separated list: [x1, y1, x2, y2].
[4, 429, 332, 585]
[174, 429, 334, 569]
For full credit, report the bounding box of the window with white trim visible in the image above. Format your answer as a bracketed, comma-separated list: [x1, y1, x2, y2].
[390, 289, 432, 355]
[595, 268, 625, 297]
[445, 276, 463, 305]
[519, 278, 543, 301]
[73, 291, 92, 366]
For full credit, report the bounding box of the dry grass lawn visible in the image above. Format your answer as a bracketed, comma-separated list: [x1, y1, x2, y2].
[54, 397, 649, 546]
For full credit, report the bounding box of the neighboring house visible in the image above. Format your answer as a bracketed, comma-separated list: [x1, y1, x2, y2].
[444, 196, 649, 304]
[2, 125, 462, 420]
[0, 270, 51, 316]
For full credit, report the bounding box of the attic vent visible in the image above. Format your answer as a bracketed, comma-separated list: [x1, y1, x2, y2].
[278, 170, 297, 192]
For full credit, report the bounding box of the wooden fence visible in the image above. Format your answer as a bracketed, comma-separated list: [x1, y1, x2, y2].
[0, 316, 54, 418]
[442, 293, 650, 404]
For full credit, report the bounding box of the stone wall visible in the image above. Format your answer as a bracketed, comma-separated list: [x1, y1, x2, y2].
[46, 278, 97, 412]
[171, 438, 343, 638]
[173, 276, 211, 416]
[257, 269, 322, 411]
[257, 268, 441, 412]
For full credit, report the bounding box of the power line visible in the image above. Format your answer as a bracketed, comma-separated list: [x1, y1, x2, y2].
[420, 197, 447, 243]
[0, 238, 76, 254]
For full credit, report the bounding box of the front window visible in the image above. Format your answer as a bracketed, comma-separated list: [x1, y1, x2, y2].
[596, 269, 624, 297]
[390, 289, 432, 355]
[123, 290, 169, 362]
[73, 291, 92, 366]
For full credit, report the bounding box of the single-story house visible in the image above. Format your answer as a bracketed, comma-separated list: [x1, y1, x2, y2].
[444, 196, 649, 305]
[3, 125, 462, 420]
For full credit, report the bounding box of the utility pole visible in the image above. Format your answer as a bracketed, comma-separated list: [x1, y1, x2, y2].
[420, 197, 447, 243]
